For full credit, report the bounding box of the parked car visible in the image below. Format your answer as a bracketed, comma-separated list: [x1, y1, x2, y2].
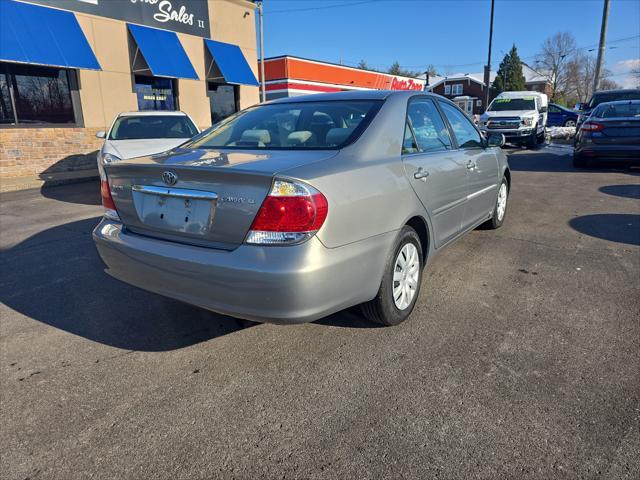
[96, 111, 199, 176]
[576, 89, 640, 130]
[93, 91, 510, 326]
[479, 91, 548, 148]
[574, 100, 640, 168]
[547, 103, 579, 127]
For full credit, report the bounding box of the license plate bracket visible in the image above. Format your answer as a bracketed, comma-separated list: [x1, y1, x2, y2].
[131, 185, 218, 236]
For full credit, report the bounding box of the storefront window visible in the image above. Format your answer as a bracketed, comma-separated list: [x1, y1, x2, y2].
[208, 82, 238, 124]
[134, 75, 177, 111]
[1, 62, 76, 125]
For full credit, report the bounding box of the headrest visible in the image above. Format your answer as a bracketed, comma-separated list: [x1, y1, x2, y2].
[286, 131, 314, 145]
[241, 129, 271, 144]
[325, 127, 354, 146]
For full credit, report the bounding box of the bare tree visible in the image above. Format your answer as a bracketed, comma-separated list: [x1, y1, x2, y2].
[566, 53, 595, 104]
[535, 32, 576, 101]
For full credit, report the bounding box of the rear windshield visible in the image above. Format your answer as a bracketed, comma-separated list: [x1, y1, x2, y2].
[588, 91, 640, 108]
[488, 98, 536, 111]
[109, 116, 198, 140]
[592, 102, 640, 118]
[185, 100, 382, 150]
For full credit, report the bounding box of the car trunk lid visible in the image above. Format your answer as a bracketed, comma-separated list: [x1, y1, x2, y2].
[591, 118, 640, 145]
[105, 148, 337, 249]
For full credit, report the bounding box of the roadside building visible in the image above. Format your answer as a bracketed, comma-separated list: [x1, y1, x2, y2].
[424, 63, 552, 116]
[0, 0, 259, 189]
[259, 56, 425, 100]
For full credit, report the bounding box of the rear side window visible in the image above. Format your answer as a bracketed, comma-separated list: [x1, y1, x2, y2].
[438, 101, 483, 149]
[403, 98, 452, 154]
[589, 91, 640, 108]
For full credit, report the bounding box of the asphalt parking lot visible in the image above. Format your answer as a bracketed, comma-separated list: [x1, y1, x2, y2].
[1, 143, 639, 480]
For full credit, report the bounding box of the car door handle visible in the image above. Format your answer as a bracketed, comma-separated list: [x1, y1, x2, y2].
[466, 161, 477, 170]
[414, 168, 430, 181]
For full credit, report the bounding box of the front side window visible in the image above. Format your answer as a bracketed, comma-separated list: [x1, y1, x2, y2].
[1, 62, 76, 125]
[438, 101, 483, 149]
[548, 105, 560, 113]
[109, 115, 198, 140]
[185, 100, 382, 150]
[403, 98, 452, 154]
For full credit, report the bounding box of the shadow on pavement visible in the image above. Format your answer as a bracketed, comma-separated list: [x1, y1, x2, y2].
[507, 144, 640, 174]
[0, 217, 254, 351]
[599, 185, 640, 200]
[569, 214, 640, 246]
[39, 180, 101, 206]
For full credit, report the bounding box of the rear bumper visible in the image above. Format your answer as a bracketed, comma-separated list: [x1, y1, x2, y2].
[93, 220, 394, 324]
[575, 144, 640, 161]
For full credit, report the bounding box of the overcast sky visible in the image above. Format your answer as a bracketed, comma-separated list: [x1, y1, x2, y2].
[260, 0, 640, 87]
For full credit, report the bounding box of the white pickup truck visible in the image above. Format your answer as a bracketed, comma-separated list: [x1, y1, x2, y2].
[479, 91, 548, 147]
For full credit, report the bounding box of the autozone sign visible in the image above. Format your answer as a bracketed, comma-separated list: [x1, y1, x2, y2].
[390, 77, 424, 91]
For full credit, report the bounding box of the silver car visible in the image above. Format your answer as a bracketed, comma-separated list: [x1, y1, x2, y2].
[93, 91, 509, 326]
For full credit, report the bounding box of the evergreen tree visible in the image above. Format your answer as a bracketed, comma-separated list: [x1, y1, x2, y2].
[492, 45, 526, 95]
[388, 61, 402, 76]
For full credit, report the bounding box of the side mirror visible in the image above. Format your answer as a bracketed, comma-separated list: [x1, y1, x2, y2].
[539, 106, 548, 113]
[96, 130, 106, 139]
[487, 133, 505, 148]
[576, 103, 585, 111]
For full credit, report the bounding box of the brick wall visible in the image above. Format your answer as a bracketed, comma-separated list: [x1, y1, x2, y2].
[0, 127, 103, 179]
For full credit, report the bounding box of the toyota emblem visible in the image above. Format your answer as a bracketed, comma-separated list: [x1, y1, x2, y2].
[162, 171, 178, 186]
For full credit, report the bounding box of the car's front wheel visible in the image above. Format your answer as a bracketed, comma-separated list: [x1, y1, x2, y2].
[361, 226, 423, 326]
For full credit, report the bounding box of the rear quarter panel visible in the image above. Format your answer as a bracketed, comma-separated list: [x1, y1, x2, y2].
[279, 94, 433, 252]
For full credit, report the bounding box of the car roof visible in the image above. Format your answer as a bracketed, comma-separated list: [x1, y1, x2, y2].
[117, 111, 189, 117]
[595, 99, 640, 106]
[592, 89, 640, 95]
[266, 90, 427, 104]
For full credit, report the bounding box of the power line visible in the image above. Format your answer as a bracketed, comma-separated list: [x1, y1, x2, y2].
[345, 34, 639, 72]
[268, 0, 385, 14]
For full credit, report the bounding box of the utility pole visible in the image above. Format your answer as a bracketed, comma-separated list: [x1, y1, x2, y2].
[258, 0, 266, 102]
[593, 0, 610, 92]
[483, 0, 495, 110]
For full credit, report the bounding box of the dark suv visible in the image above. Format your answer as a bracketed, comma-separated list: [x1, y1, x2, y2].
[577, 89, 640, 129]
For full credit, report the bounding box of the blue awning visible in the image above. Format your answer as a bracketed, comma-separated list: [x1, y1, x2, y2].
[204, 39, 259, 86]
[128, 24, 198, 80]
[0, 0, 100, 70]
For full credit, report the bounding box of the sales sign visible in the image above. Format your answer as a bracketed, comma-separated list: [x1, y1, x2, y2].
[22, 0, 211, 37]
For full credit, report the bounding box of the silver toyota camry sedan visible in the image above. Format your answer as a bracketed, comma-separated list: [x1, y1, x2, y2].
[94, 91, 510, 326]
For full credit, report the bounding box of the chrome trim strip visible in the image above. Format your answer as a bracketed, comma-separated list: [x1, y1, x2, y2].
[132, 185, 218, 201]
[467, 184, 497, 200]
[433, 197, 466, 216]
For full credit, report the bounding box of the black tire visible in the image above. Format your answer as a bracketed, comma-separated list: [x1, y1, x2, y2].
[361, 226, 423, 326]
[536, 130, 545, 144]
[526, 131, 537, 148]
[573, 153, 588, 168]
[482, 177, 509, 230]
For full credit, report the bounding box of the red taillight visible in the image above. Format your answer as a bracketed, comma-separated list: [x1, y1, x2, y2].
[100, 179, 120, 221]
[100, 180, 116, 210]
[251, 194, 328, 232]
[246, 180, 328, 245]
[580, 122, 604, 132]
